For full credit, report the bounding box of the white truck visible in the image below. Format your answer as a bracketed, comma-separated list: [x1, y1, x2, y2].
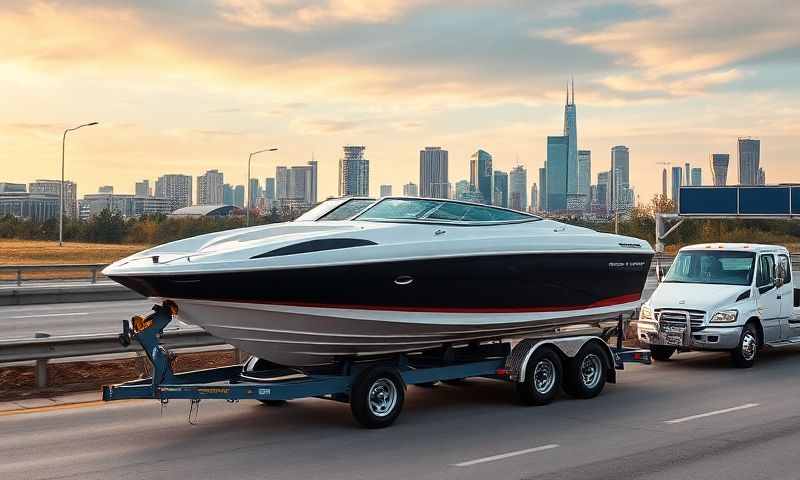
[638, 243, 800, 368]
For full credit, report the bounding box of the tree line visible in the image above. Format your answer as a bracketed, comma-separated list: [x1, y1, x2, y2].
[1, 196, 798, 249]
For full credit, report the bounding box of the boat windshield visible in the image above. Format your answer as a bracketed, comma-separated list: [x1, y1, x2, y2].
[663, 250, 756, 286]
[294, 198, 375, 221]
[355, 198, 539, 224]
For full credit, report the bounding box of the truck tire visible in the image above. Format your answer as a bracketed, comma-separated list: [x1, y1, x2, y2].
[650, 345, 676, 361]
[516, 346, 562, 406]
[563, 343, 607, 399]
[731, 323, 759, 368]
[350, 367, 405, 429]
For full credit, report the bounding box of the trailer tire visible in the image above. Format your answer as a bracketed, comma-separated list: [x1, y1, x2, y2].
[516, 347, 561, 406]
[563, 343, 607, 399]
[650, 345, 676, 361]
[350, 367, 405, 429]
[731, 323, 759, 369]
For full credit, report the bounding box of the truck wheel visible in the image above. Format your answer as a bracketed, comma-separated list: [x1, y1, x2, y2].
[650, 345, 676, 361]
[350, 367, 405, 429]
[516, 347, 562, 406]
[731, 324, 759, 368]
[563, 343, 607, 399]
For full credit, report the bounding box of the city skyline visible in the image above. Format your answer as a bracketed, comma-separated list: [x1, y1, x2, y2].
[1, 2, 796, 205]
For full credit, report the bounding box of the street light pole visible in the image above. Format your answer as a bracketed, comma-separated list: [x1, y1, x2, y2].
[246, 147, 279, 227]
[60, 122, 98, 247]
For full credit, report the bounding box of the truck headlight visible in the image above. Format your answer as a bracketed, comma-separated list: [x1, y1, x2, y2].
[639, 305, 652, 320]
[710, 310, 738, 323]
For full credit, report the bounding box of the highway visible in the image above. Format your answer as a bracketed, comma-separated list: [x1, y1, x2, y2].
[0, 276, 661, 339]
[2, 346, 800, 479]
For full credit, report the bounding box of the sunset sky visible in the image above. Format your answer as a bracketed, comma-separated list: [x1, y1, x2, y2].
[2, 0, 799, 202]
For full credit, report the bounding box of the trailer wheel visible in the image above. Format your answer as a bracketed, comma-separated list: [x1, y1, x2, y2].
[350, 367, 405, 429]
[563, 343, 607, 399]
[516, 347, 561, 406]
[650, 345, 676, 361]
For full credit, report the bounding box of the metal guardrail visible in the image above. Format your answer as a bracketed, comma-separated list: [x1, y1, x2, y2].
[0, 263, 109, 286]
[0, 328, 226, 388]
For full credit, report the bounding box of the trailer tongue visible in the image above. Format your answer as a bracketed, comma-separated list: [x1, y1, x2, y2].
[103, 301, 651, 428]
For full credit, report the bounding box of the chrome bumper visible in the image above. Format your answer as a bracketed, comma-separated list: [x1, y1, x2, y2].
[637, 321, 741, 350]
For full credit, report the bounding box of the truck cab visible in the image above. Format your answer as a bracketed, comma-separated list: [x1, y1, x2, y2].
[637, 243, 798, 368]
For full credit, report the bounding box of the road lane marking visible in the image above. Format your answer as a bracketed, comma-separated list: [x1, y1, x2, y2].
[664, 403, 760, 424]
[452, 444, 559, 467]
[8, 312, 89, 319]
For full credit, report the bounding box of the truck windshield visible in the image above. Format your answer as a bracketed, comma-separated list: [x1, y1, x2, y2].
[664, 250, 756, 286]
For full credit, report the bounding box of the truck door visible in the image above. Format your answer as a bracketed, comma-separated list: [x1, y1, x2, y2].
[755, 253, 781, 342]
[777, 254, 799, 338]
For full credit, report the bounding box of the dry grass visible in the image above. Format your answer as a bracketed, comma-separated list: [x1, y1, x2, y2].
[0, 240, 149, 281]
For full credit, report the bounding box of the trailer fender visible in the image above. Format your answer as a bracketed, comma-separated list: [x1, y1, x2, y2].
[507, 337, 616, 384]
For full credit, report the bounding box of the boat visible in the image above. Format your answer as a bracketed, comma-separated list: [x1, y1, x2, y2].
[104, 197, 654, 366]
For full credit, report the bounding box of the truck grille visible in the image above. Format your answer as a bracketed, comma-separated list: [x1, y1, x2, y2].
[655, 310, 705, 331]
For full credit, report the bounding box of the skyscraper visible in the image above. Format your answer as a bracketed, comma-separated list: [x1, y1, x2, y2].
[509, 165, 527, 211]
[275, 166, 289, 200]
[671, 166, 682, 210]
[197, 169, 224, 205]
[610, 146, 629, 212]
[248, 178, 259, 209]
[419, 147, 449, 199]
[222, 183, 234, 205]
[577, 150, 591, 209]
[380, 185, 393, 197]
[738, 138, 760, 185]
[403, 182, 418, 197]
[546, 136, 569, 212]
[757, 167, 766, 185]
[469, 149, 493, 204]
[710, 153, 730, 186]
[684, 163, 690, 186]
[264, 177, 275, 201]
[563, 79, 578, 196]
[135, 180, 150, 197]
[596, 171, 610, 213]
[530, 183, 538, 212]
[538, 167, 547, 213]
[233, 185, 245, 208]
[307, 159, 318, 205]
[454, 180, 470, 201]
[661, 169, 667, 197]
[154, 174, 191, 211]
[493, 170, 508, 207]
[338, 146, 369, 196]
[691, 168, 702, 186]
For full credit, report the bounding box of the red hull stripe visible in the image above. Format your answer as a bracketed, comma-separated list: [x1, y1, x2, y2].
[184, 293, 642, 314]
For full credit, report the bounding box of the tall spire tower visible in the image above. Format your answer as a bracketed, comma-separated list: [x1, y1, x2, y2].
[563, 78, 578, 196]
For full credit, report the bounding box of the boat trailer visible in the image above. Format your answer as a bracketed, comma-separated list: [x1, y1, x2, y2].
[103, 301, 651, 428]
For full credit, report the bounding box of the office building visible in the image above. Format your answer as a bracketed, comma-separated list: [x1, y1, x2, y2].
[0, 191, 59, 222]
[709, 153, 730, 186]
[154, 174, 191, 212]
[197, 169, 224, 205]
[563, 80, 578, 196]
[469, 149, 493, 204]
[596, 171, 610, 214]
[135, 180, 151, 197]
[671, 166, 682, 210]
[509, 165, 527, 212]
[264, 177, 276, 201]
[420, 147, 449, 199]
[81, 193, 171, 219]
[275, 167, 289, 200]
[493, 170, 509, 208]
[530, 183, 538, 212]
[577, 150, 591, 209]
[247, 178, 260, 210]
[738, 138, 760, 185]
[684, 163, 690, 186]
[222, 184, 234, 205]
[757, 167, 766, 185]
[98, 185, 113, 194]
[453, 180, 470, 201]
[29, 179, 78, 218]
[546, 136, 569, 212]
[403, 182, 419, 197]
[233, 185, 245, 208]
[661, 169, 668, 197]
[691, 168, 702, 186]
[609, 146, 629, 212]
[380, 185, 393, 197]
[538, 167, 547, 213]
[338, 146, 369, 196]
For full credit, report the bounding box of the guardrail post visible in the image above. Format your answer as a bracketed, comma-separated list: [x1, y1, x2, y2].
[34, 332, 50, 388]
[17, 268, 22, 286]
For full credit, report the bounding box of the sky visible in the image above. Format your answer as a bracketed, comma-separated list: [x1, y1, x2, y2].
[2, 0, 799, 202]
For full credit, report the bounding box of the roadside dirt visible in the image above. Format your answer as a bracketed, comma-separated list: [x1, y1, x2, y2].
[0, 350, 236, 401]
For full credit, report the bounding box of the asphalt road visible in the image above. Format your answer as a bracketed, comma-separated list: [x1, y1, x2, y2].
[0, 275, 662, 339]
[2, 346, 800, 480]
